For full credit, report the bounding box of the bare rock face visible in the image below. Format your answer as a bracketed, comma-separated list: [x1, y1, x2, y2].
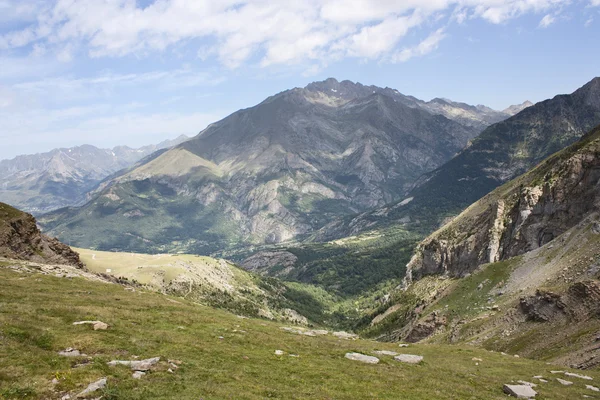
[404, 311, 447, 343]
[519, 281, 600, 323]
[241, 251, 298, 276]
[0, 202, 83, 267]
[405, 124, 600, 283]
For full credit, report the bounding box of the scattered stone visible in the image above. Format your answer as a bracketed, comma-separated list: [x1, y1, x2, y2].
[132, 371, 145, 379]
[394, 354, 423, 364]
[501, 352, 508, 356]
[167, 368, 174, 373]
[533, 376, 543, 379]
[491, 305, 499, 311]
[503, 384, 537, 399]
[312, 329, 329, 335]
[289, 354, 299, 358]
[168, 359, 182, 366]
[345, 352, 379, 364]
[586, 385, 600, 392]
[76, 377, 107, 398]
[169, 362, 178, 369]
[556, 378, 573, 386]
[274, 350, 284, 356]
[565, 372, 593, 380]
[517, 380, 537, 387]
[61, 395, 71, 400]
[550, 370, 565, 374]
[373, 350, 399, 356]
[398, 344, 409, 348]
[107, 357, 160, 371]
[52, 378, 59, 384]
[472, 357, 483, 362]
[538, 379, 548, 383]
[218, 336, 224, 339]
[72, 321, 108, 330]
[514, 354, 520, 358]
[333, 331, 358, 340]
[58, 348, 85, 357]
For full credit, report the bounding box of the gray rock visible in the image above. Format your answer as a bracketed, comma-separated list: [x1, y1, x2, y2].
[517, 380, 537, 387]
[333, 331, 358, 340]
[58, 348, 85, 357]
[398, 343, 409, 348]
[72, 320, 108, 330]
[564, 372, 593, 380]
[132, 371, 145, 379]
[503, 384, 537, 398]
[586, 385, 600, 392]
[556, 378, 573, 386]
[274, 350, 284, 356]
[344, 352, 379, 364]
[107, 357, 160, 371]
[76, 377, 107, 398]
[394, 354, 423, 364]
[373, 350, 399, 356]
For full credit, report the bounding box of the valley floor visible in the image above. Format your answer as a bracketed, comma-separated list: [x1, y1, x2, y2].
[1, 263, 600, 399]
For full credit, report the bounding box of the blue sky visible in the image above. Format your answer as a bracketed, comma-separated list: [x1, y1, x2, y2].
[0, 0, 599, 160]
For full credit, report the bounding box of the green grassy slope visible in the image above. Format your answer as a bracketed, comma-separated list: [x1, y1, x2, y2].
[2, 265, 600, 399]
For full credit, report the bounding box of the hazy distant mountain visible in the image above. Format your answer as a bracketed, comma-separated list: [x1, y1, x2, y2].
[40, 78, 511, 254]
[502, 100, 534, 115]
[0, 135, 189, 214]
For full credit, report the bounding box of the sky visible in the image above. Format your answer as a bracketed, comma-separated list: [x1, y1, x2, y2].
[0, 0, 599, 160]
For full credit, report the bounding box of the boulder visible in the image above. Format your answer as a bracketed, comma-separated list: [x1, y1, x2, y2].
[132, 371, 145, 379]
[107, 357, 160, 371]
[394, 354, 423, 364]
[586, 385, 600, 392]
[503, 384, 537, 398]
[76, 377, 107, 398]
[556, 378, 573, 386]
[58, 348, 85, 357]
[72, 321, 108, 330]
[333, 331, 358, 340]
[344, 352, 379, 364]
[373, 350, 399, 356]
[564, 372, 593, 380]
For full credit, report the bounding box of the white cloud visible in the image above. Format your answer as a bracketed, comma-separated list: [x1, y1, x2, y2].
[539, 13, 556, 27]
[591, 0, 600, 6]
[585, 16, 594, 26]
[392, 28, 447, 63]
[0, 0, 574, 68]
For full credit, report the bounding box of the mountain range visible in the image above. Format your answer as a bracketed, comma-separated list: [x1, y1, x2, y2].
[39, 78, 527, 254]
[0, 135, 189, 214]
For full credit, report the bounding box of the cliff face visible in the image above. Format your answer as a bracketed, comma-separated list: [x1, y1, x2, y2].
[0, 202, 83, 267]
[406, 124, 600, 283]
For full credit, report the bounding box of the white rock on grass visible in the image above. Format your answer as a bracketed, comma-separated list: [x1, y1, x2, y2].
[556, 378, 573, 386]
[564, 372, 593, 380]
[333, 331, 359, 340]
[76, 378, 107, 398]
[398, 344, 409, 348]
[72, 321, 108, 330]
[586, 385, 600, 392]
[132, 371, 145, 379]
[517, 380, 537, 387]
[107, 357, 160, 371]
[550, 370, 565, 374]
[345, 352, 379, 364]
[58, 348, 86, 357]
[373, 350, 399, 356]
[394, 354, 423, 364]
[503, 384, 537, 399]
[274, 350, 284, 356]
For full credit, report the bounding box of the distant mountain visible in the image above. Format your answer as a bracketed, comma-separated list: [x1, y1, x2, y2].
[502, 100, 534, 115]
[0, 135, 189, 214]
[40, 78, 509, 254]
[315, 77, 600, 241]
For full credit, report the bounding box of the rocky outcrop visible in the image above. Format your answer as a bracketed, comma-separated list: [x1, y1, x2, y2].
[405, 124, 600, 282]
[241, 250, 298, 276]
[519, 280, 600, 323]
[0, 202, 83, 267]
